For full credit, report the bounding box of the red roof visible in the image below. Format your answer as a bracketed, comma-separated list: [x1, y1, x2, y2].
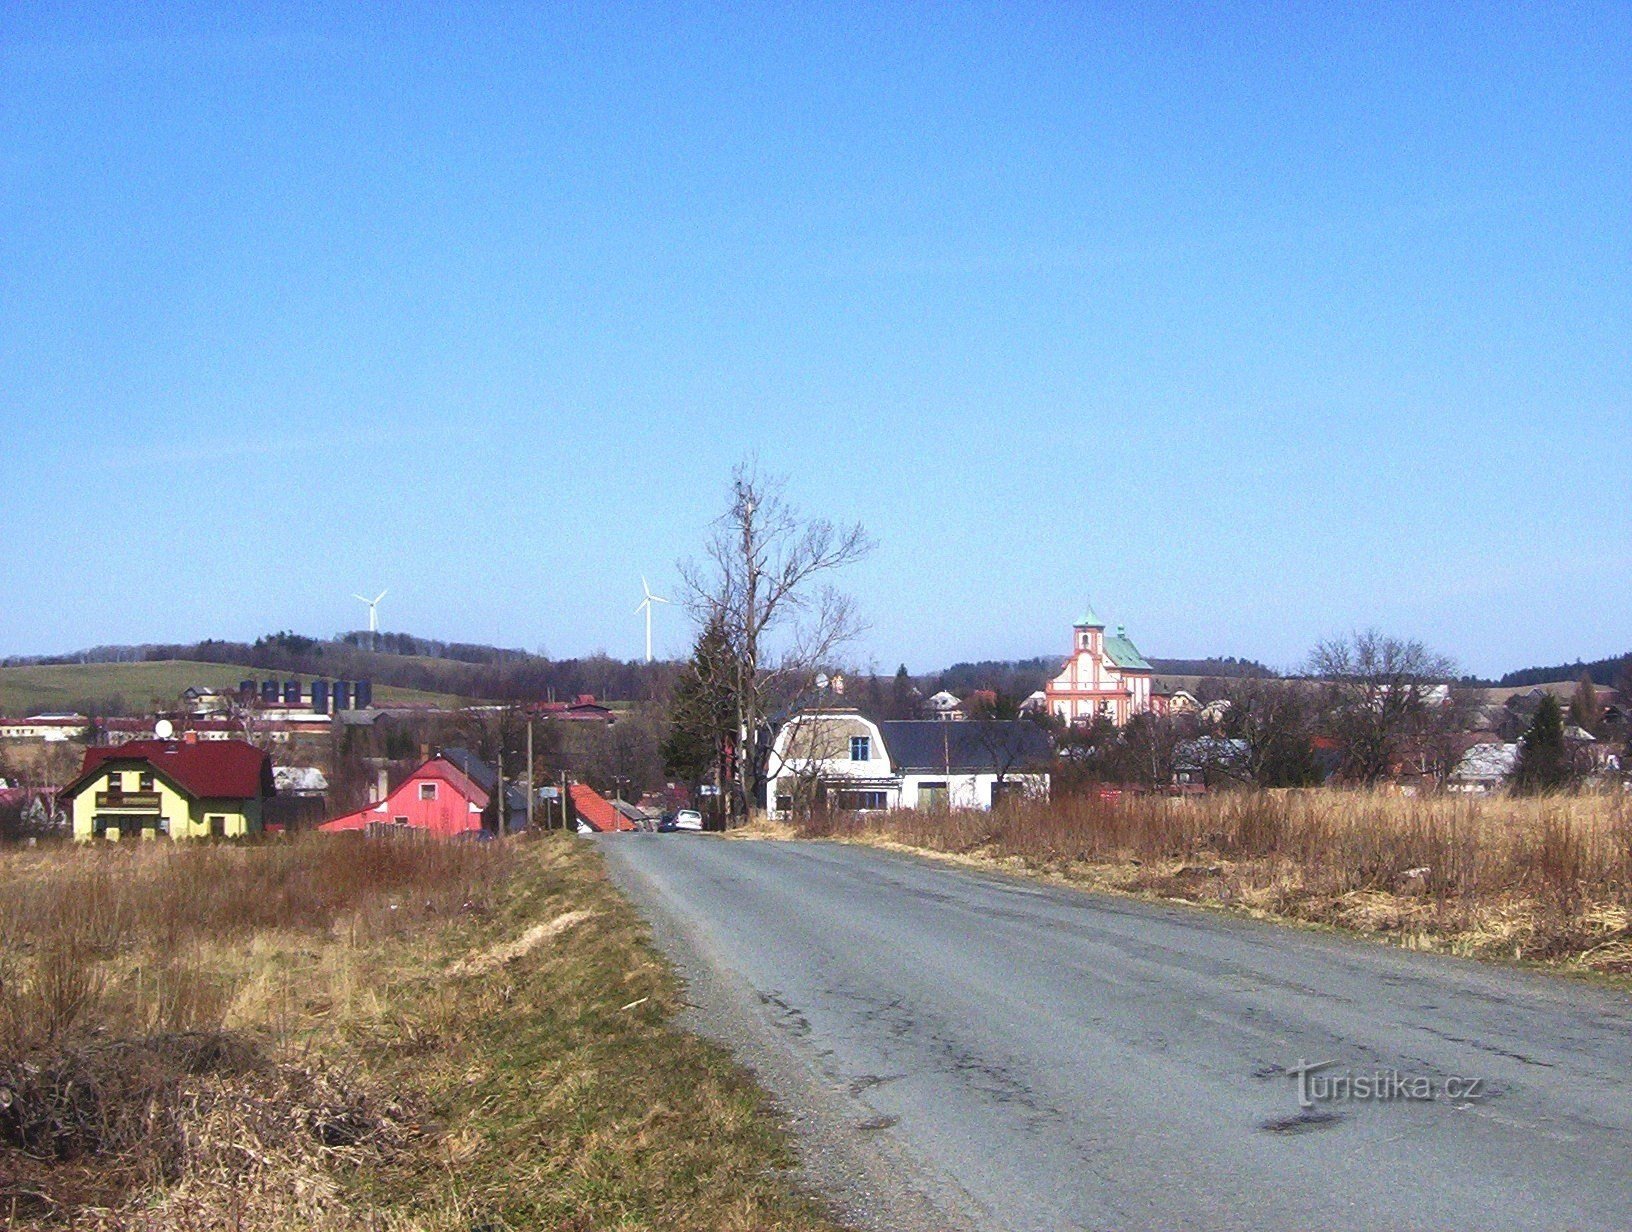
[62, 740, 274, 802]
[570, 783, 634, 832]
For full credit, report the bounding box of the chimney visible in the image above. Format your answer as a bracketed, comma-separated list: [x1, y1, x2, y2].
[376, 768, 390, 800]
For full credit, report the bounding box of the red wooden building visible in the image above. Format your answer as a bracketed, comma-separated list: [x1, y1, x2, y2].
[320, 755, 490, 839]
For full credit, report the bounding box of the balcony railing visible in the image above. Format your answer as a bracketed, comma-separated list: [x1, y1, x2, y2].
[95, 791, 162, 810]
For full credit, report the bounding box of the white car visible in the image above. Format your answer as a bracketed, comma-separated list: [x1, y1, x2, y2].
[672, 809, 704, 831]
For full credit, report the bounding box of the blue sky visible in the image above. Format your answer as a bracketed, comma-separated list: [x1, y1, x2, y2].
[1, 3, 1627, 678]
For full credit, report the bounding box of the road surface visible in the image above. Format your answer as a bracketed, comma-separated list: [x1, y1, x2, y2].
[599, 835, 1632, 1232]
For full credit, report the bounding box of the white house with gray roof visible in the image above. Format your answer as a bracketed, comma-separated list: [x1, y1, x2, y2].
[765, 710, 1051, 818]
[1043, 605, 1155, 727]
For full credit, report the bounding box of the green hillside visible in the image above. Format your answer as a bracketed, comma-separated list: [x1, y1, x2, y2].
[0, 660, 467, 717]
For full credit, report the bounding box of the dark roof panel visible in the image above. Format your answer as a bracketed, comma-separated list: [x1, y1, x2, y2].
[878, 721, 1053, 773]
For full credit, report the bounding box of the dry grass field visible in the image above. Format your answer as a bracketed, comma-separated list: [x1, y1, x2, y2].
[0, 836, 840, 1231]
[789, 790, 1632, 972]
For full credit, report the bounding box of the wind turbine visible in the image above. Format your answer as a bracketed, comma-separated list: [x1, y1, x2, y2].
[634, 576, 668, 663]
[353, 589, 387, 650]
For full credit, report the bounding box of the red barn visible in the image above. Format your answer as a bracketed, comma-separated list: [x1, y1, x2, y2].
[320, 755, 490, 839]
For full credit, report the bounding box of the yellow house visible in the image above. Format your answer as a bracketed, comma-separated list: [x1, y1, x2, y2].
[59, 737, 274, 841]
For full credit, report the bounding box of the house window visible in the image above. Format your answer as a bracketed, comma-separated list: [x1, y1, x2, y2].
[419, 782, 437, 800]
[393, 815, 409, 826]
[207, 815, 226, 838]
[850, 736, 871, 761]
[918, 781, 948, 810]
[107, 771, 123, 793]
[139, 772, 154, 792]
[834, 790, 887, 812]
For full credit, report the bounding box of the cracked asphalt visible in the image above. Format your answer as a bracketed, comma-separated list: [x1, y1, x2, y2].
[599, 834, 1632, 1232]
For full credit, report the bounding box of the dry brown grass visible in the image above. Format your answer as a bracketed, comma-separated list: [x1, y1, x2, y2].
[1, 835, 841, 1231]
[791, 789, 1632, 969]
[0, 836, 508, 1227]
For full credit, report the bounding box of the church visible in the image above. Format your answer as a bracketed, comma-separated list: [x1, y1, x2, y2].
[1043, 606, 1154, 727]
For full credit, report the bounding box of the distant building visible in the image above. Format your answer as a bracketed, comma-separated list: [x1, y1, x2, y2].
[1151, 683, 1200, 717]
[273, 766, 330, 797]
[321, 754, 493, 839]
[59, 737, 275, 841]
[766, 710, 1051, 817]
[1449, 742, 1519, 794]
[569, 782, 636, 832]
[0, 714, 91, 742]
[531, 696, 617, 724]
[921, 691, 964, 721]
[1043, 606, 1154, 727]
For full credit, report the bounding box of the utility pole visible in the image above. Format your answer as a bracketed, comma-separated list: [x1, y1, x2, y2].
[497, 748, 506, 838]
[526, 716, 535, 831]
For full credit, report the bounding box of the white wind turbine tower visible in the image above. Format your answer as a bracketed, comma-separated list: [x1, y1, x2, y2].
[634, 577, 668, 663]
[353, 589, 387, 650]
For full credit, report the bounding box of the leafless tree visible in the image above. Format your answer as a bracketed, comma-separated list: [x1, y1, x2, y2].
[965, 719, 1051, 804]
[1216, 677, 1322, 787]
[680, 463, 875, 821]
[1308, 631, 1458, 785]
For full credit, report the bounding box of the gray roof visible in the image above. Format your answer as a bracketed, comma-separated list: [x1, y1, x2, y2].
[441, 747, 529, 813]
[878, 721, 1052, 774]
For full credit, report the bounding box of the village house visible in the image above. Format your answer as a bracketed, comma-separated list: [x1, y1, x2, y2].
[321, 749, 524, 838]
[1043, 606, 1155, 727]
[59, 737, 275, 841]
[920, 690, 965, 720]
[322, 754, 488, 838]
[765, 709, 1051, 818]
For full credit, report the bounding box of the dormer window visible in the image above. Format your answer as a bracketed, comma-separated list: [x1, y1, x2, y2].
[107, 771, 123, 793]
[850, 736, 871, 761]
[419, 782, 437, 800]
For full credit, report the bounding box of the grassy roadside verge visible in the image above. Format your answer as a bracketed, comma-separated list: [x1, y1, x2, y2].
[0, 836, 844, 1231]
[757, 790, 1632, 979]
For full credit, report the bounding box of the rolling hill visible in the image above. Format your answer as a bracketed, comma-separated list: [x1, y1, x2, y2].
[0, 660, 466, 717]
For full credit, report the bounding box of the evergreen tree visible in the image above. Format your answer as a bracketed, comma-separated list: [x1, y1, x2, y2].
[1514, 694, 1572, 793]
[888, 664, 916, 720]
[662, 617, 738, 789]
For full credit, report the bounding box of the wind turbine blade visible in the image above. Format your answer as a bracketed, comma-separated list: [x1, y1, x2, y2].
[352, 595, 370, 604]
[373, 590, 387, 604]
[650, 593, 669, 604]
[634, 599, 648, 615]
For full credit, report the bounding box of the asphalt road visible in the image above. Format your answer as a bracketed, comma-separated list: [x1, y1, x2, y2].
[599, 835, 1632, 1232]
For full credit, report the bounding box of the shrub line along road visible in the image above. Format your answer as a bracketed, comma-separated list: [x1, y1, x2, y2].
[599, 835, 1632, 1232]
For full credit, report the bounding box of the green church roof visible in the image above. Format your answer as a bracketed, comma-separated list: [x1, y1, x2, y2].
[1103, 629, 1152, 672]
[1074, 604, 1105, 628]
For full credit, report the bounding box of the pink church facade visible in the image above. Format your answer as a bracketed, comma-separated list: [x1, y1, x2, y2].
[1043, 607, 1154, 727]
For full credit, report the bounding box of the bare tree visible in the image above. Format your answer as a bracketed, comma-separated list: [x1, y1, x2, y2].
[1308, 631, 1458, 785]
[680, 463, 875, 821]
[1216, 677, 1322, 788]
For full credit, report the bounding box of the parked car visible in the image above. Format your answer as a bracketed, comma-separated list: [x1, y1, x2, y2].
[658, 809, 704, 833]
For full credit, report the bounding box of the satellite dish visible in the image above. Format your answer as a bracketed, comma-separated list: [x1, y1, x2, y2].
[154, 719, 175, 739]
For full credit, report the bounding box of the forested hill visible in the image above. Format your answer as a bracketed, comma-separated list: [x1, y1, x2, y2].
[1499, 652, 1631, 689]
